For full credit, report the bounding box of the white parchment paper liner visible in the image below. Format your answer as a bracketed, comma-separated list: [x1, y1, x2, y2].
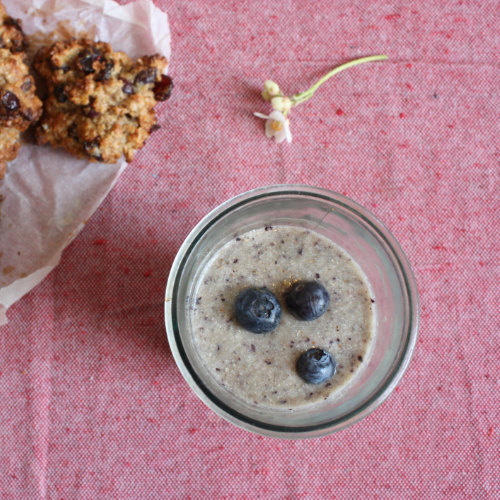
[0, 0, 171, 324]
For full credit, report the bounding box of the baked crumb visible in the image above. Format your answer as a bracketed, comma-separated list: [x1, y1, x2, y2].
[34, 38, 173, 163]
[0, 3, 42, 178]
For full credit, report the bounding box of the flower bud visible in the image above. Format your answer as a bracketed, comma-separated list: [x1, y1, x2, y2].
[270, 96, 292, 113]
[262, 80, 280, 100]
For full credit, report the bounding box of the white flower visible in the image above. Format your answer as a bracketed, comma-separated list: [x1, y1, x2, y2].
[255, 55, 387, 144]
[270, 96, 292, 114]
[262, 80, 281, 101]
[254, 110, 292, 143]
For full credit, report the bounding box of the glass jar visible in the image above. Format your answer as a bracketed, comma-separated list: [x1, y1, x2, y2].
[165, 185, 419, 438]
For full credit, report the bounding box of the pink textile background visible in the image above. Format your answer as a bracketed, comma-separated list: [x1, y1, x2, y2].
[1, 0, 499, 498]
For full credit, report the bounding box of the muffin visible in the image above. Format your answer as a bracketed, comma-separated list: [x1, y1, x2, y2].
[34, 38, 173, 163]
[0, 3, 42, 178]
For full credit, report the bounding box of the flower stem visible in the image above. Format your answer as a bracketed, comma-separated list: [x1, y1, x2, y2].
[291, 55, 388, 105]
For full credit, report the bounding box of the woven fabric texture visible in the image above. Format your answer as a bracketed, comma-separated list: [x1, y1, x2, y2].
[0, 0, 498, 498]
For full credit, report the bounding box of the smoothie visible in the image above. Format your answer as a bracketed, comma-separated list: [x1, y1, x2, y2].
[190, 225, 375, 409]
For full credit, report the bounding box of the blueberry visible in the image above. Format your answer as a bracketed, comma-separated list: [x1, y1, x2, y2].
[77, 48, 102, 74]
[83, 136, 103, 161]
[134, 68, 157, 85]
[121, 78, 135, 95]
[1, 91, 20, 113]
[53, 85, 67, 103]
[234, 287, 281, 333]
[96, 60, 115, 81]
[21, 78, 32, 92]
[285, 281, 330, 320]
[296, 348, 336, 384]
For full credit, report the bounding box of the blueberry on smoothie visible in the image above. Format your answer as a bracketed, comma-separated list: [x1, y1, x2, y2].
[285, 281, 330, 320]
[234, 287, 281, 333]
[297, 348, 336, 384]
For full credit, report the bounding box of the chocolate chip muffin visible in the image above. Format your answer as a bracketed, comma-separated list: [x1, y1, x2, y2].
[34, 38, 173, 164]
[0, 3, 42, 178]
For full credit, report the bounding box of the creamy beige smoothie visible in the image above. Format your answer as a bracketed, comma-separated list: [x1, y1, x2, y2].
[190, 225, 375, 409]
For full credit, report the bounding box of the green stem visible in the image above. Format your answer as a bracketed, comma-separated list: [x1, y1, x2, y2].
[291, 55, 388, 105]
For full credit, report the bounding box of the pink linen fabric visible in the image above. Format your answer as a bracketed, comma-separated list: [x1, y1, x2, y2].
[1, 0, 498, 498]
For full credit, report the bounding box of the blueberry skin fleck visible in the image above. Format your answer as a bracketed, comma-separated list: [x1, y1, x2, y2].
[234, 287, 281, 333]
[297, 348, 336, 384]
[285, 281, 330, 320]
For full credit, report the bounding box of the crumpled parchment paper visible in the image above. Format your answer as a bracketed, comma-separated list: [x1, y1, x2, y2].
[0, 0, 171, 324]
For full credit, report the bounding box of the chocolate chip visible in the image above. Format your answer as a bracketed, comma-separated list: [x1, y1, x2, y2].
[149, 124, 161, 133]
